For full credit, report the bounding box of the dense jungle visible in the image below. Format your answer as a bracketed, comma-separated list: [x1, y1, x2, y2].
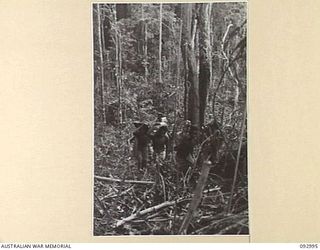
[93, 3, 248, 235]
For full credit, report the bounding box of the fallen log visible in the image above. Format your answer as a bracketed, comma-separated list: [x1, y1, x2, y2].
[94, 175, 155, 185]
[179, 160, 213, 234]
[116, 198, 188, 227]
[115, 186, 222, 228]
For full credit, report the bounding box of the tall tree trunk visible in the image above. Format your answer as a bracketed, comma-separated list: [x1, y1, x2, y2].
[142, 5, 148, 84]
[159, 3, 163, 83]
[144, 22, 148, 84]
[100, 8, 108, 96]
[188, 18, 199, 127]
[221, 21, 240, 124]
[198, 3, 211, 127]
[97, 4, 107, 125]
[114, 5, 122, 124]
[181, 3, 199, 127]
[208, 3, 213, 113]
[227, 105, 247, 214]
[176, 19, 183, 107]
[172, 19, 183, 148]
[208, 3, 213, 88]
[118, 34, 123, 124]
[103, 5, 113, 51]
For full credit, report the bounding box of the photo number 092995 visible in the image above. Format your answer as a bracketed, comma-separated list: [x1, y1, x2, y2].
[93, 2, 248, 236]
[300, 244, 319, 248]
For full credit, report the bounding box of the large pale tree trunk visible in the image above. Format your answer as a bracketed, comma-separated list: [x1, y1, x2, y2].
[97, 4, 107, 125]
[181, 3, 199, 127]
[175, 20, 183, 114]
[142, 5, 148, 84]
[159, 3, 163, 83]
[113, 5, 122, 124]
[198, 3, 211, 127]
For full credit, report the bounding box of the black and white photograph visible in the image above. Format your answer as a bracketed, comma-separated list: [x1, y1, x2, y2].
[93, 2, 247, 236]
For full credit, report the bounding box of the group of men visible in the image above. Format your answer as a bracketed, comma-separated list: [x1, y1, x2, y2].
[130, 114, 199, 176]
[130, 114, 248, 185]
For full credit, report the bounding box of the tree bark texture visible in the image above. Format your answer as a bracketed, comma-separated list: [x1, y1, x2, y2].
[198, 3, 211, 127]
[159, 3, 163, 83]
[97, 5, 107, 125]
[181, 3, 199, 127]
